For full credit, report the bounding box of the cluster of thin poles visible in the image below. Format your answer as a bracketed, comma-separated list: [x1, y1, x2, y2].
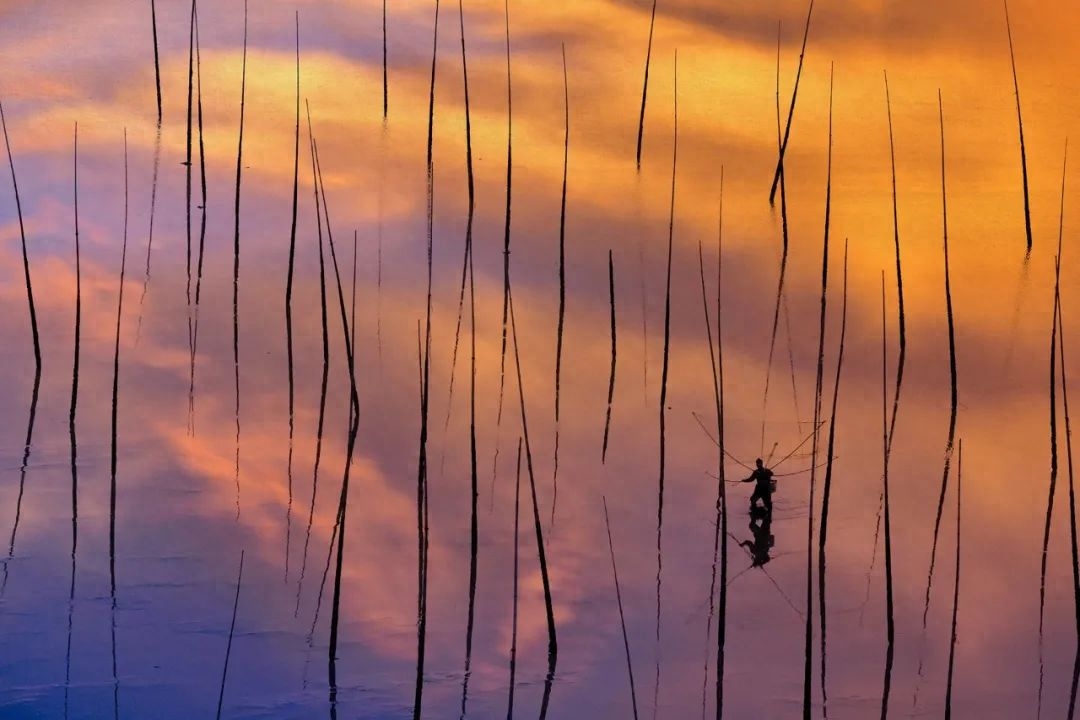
[0, 1, 1063, 718]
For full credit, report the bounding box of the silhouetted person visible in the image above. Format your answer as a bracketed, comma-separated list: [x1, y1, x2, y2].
[742, 458, 774, 513]
[739, 512, 774, 567]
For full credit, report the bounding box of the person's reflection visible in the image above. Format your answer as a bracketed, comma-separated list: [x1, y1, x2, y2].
[738, 507, 774, 567]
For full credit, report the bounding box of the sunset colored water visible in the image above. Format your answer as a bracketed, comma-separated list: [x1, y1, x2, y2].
[1, 1, 1078, 718]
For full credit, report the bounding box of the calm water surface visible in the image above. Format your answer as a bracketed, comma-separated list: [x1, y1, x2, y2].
[1, 0, 1079, 717]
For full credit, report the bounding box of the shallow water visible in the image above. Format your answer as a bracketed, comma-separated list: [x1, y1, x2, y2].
[1, 0, 1079, 717]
